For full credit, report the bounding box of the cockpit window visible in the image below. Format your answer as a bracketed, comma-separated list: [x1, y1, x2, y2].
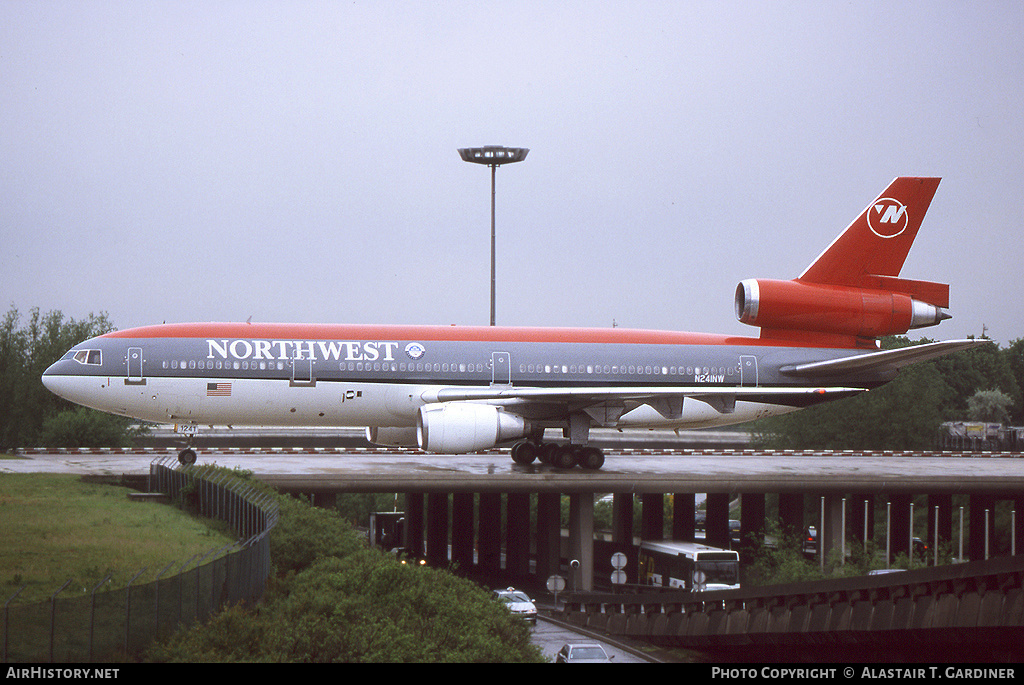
[72, 350, 102, 365]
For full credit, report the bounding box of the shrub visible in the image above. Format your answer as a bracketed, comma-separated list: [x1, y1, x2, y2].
[38, 407, 137, 448]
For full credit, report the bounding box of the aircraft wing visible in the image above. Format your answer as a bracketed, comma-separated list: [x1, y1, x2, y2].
[420, 385, 866, 417]
[779, 339, 991, 378]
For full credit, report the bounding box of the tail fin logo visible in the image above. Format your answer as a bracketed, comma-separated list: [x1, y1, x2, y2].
[868, 198, 909, 238]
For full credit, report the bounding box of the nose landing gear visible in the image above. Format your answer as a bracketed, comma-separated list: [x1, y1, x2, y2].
[177, 447, 198, 466]
[175, 423, 199, 465]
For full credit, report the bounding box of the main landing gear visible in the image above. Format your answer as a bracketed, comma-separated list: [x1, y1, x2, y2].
[510, 440, 605, 470]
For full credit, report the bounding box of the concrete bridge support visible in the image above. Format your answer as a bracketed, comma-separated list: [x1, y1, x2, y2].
[452, 492, 474, 570]
[706, 493, 731, 549]
[404, 491, 424, 558]
[536, 493, 561, 580]
[568, 493, 595, 592]
[888, 493, 913, 561]
[392, 484, 1021, 595]
[506, 492, 530, 578]
[612, 493, 633, 543]
[427, 492, 448, 566]
[1017, 495, 1024, 554]
[641, 493, 663, 540]
[778, 492, 804, 536]
[673, 493, 697, 541]
[479, 493, 501, 572]
[400, 490, 590, 587]
[739, 493, 765, 554]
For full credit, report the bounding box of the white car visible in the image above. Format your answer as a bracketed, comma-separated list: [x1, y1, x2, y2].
[492, 587, 538, 623]
[555, 643, 614, 663]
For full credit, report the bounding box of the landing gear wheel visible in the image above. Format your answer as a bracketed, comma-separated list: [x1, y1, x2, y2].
[178, 448, 197, 466]
[577, 446, 605, 470]
[553, 445, 578, 469]
[540, 443, 560, 465]
[511, 441, 537, 465]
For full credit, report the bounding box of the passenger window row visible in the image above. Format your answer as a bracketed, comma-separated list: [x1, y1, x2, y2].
[520, 363, 737, 376]
[156, 358, 739, 377]
[163, 360, 288, 371]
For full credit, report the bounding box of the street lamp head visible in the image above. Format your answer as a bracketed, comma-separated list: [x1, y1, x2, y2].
[458, 145, 529, 166]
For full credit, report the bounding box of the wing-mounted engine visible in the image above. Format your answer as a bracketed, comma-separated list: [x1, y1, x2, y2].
[735, 278, 950, 342]
[417, 403, 532, 454]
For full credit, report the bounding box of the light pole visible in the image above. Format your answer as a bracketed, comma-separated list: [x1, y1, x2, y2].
[458, 145, 529, 326]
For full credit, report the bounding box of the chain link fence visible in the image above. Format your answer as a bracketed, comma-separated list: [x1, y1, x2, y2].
[3, 457, 279, 662]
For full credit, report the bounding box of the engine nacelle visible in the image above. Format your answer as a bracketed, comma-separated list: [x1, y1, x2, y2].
[417, 403, 531, 454]
[365, 426, 419, 447]
[735, 278, 949, 339]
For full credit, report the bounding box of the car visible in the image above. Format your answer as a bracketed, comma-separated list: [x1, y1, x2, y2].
[802, 526, 817, 556]
[555, 643, 614, 663]
[729, 519, 741, 544]
[888, 537, 929, 563]
[492, 587, 538, 623]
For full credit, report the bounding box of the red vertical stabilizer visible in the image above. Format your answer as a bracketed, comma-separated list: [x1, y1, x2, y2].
[736, 177, 951, 347]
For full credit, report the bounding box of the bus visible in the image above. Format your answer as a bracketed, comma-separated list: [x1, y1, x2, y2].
[638, 540, 741, 592]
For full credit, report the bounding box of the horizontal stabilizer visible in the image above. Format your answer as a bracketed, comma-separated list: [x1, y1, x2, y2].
[858, 275, 950, 308]
[780, 339, 991, 378]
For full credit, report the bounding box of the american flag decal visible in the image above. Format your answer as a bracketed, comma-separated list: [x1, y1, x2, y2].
[207, 382, 231, 397]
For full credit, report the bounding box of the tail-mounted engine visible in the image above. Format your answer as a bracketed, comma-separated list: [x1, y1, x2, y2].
[417, 403, 531, 454]
[735, 278, 950, 341]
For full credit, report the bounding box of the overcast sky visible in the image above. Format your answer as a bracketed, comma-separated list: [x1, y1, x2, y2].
[2, 1, 1022, 345]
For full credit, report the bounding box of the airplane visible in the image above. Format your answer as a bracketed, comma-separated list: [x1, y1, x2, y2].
[42, 177, 986, 469]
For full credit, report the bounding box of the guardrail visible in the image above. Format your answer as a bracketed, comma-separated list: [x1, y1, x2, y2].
[559, 554, 1024, 655]
[2, 458, 279, 663]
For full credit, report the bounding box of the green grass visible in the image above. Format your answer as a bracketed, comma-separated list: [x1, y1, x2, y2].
[0, 474, 235, 604]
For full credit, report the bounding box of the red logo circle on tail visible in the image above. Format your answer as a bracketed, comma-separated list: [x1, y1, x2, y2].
[867, 198, 909, 238]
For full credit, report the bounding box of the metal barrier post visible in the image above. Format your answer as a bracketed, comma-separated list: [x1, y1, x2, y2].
[4, 585, 26, 663]
[49, 580, 71, 663]
[124, 568, 147, 657]
[87, 574, 111, 663]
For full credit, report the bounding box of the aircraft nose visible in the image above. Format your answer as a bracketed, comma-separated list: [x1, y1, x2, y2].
[42, 363, 60, 394]
[41, 359, 72, 399]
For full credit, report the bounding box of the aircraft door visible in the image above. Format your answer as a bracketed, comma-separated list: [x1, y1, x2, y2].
[126, 347, 145, 385]
[739, 355, 758, 387]
[291, 359, 315, 387]
[491, 351, 511, 385]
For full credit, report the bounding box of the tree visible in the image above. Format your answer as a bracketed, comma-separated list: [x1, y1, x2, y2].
[0, 305, 117, 449]
[1003, 338, 1024, 424]
[754, 339, 952, 450]
[966, 389, 1014, 424]
[37, 407, 139, 448]
[753, 336, 1022, 450]
[271, 493, 365, 575]
[147, 489, 545, 663]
